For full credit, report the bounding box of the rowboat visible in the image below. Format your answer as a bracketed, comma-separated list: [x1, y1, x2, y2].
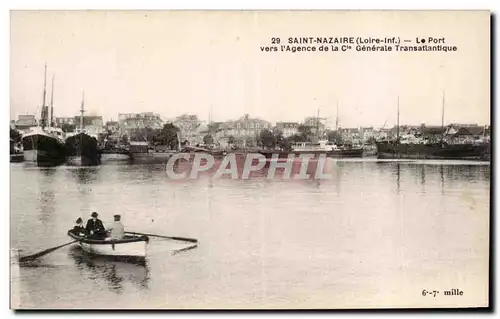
[67, 230, 149, 258]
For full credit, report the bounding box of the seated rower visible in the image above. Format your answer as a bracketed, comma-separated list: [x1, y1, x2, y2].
[107, 214, 125, 240]
[86, 212, 106, 239]
[72, 218, 85, 235]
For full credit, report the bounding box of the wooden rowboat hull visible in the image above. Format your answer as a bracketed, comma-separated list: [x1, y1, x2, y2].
[67, 231, 149, 258]
[78, 241, 147, 258]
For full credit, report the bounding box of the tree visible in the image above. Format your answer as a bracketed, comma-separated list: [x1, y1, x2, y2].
[120, 134, 129, 145]
[326, 130, 343, 144]
[287, 133, 307, 143]
[130, 128, 145, 141]
[203, 134, 214, 145]
[297, 124, 313, 142]
[10, 128, 22, 143]
[298, 124, 312, 135]
[259, 129, 276, 149]
[61, 123, 76, 133]
[144, 127, 156, 142]
[245, 136, 256, 148]
[275, 131, 291, 151]
[207, 123, 219, 134]
[129, 127, 158, 142]
[153, 123, 180, 150]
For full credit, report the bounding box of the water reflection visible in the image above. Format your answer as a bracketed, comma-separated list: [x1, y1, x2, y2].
[36, 169, 57, 223]
[440, 165, 444, 193]
[68, 246, 150, 293]
[420, 165, 425, 186]
[69, 167, 100, 185]
[396, 163, 401, 193]
[11, 159, 491, 308]
[373, 161, 491, 195]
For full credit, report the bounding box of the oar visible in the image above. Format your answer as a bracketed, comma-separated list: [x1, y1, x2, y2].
[172, 244, 198, 255]
[128, 231, 198, 243]
[18, 240, 79, 263]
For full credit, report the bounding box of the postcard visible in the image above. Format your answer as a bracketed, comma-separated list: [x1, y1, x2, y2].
[10, 10, 490, 309]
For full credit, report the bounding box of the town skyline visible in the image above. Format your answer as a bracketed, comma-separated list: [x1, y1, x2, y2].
[10, 11, 490, 128]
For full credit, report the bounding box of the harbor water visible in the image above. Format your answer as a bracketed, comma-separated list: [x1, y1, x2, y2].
[10, 158, 490, 309]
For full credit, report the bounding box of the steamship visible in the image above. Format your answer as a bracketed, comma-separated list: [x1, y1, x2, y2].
[64, 92, 102, 166]
[375, 93, 490, 161]
[22, 65, 66, 166]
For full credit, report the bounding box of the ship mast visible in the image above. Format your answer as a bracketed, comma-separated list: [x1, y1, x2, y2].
[50, 74, 55, 127]
[440, 90, 446, 142]
[80, 91, 85, 131]
[441, 90, 445, 128]
[177, 131, 181, 150]
[316, 108, 320, 139]
[335, 100, 339, 131]
[396, 94, 400, 141]
[41, 63, 48, 128]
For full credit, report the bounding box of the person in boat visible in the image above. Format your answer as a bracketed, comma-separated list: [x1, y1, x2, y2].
[72, 217, 85, 235]
[85, 212, 106, 238]
[107, 214, 125, 240]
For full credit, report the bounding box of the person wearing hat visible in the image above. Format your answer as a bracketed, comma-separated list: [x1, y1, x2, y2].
[72, 217, 85, 235]
[108, 214, 125, 240]
[85, 212, 106, 238]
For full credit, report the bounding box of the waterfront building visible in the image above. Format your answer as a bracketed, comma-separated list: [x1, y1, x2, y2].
[373, 128, 389, 140]
[55, 116, 77, 126]
[172, 114, 203, 145]
[105, 120, 120, 133]
[448, 125, 490, 144]
[378, 123, 489, 144]
[118, 112, 163, 136]
[303, 116, 326, 137]
[213, 114, 272, 148]
[15, 114, 37, 132]
[339, 127, 361, 143]
[275, 122, 299, 137]
[73, 115, 104, 136]
[360, 127, 375, 141]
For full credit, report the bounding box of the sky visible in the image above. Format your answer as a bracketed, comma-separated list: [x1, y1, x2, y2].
[10, 10, 490, 128]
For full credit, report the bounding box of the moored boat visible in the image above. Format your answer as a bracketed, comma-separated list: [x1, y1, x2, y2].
[291, 140, 336, 155]
[180, 145, 227, 157]
[67, 230, 149, 258]
[65, 131, 101, 166]
[128, 141, 175, 163]
[100, 151, 132, 162]
[376, 140, 490, 160]
[363, 143, 378, 156]
[64, 91, 101, 166]
[258, 140, 363, 159]
[22, 65, 67, 166]
[10, 154, 24, 163]
[331, 144, 364, 157]
[258, 149, 293, 159]
[100, 145, 132, 161]
[22, 126, 67, 166]
[376, 92, 490, 161]
[129, 151, 175, 164]
[10, 138, 24, 162]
